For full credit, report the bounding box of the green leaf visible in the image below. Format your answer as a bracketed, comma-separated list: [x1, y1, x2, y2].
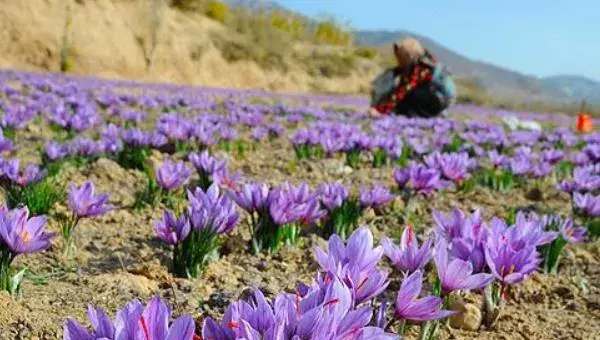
[586, 219, 600, 238]
[10, 268, 27, 297]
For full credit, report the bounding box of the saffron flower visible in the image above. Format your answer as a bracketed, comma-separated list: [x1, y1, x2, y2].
[315, 227, 389, 304]
[188, 151, 227, 190]
[64, 296, 196, 340]
[574, 192, 600, 217]
[153, 209, 191, 245]
[393, 270, 455, 322]
[538, 215, 587, 273]
[64, 181, 113, 257]
[381, 225, 433, 274]
[163, 184, 239, 278]
[318, 182, 361, 239]
[484, 219, 541, 286]
[154, 159, 191, 192]
[395, 163, 449, 196]
[0, 206, 54, 295]
[559, 218, 587, 244]
[315, 226, 384, 275]
[359, 184, 394, 209]
[68, 181, 113, 219]
[232, 181, 270, 213]
[434, 241, 494, 295]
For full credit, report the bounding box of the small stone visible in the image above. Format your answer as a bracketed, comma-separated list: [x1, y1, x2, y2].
[449, 299, 482, 331]
[257, 260, 269, 270]
[336, 165, 353, 176]
[391, 196, 405, 211]
[525, 188, 543, 201]
[362, 207, 376, 221]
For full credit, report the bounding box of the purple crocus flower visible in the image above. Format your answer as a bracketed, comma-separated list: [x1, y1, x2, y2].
[150, 132, 169, 149]
[573, 192, 600, 217]
[559, 218, 587, 244]
[344, 263, 390, 305]
[570, 152, 590, 166]
[0, 207, 54, 255]
[584, 143, 600, 161]
[189, 151, 226, 175]
[318, 182, 349, 211]
[409, 164, 448, 196]
[5, 162, 47, 187]
[434, 241, 494, 294]
[154, 159, 191, 191]
[268, 183, 325, 226]
[359, 184, 394, 209]
[509, 156, 533, 176]
[0, 137, 14, 154]
[433, 208, 488, 273]
[541, 149, 565, 165]
[211, 168, 242, 191]
[394, 270, 456, 322]
[381, 225, 432, 274]
[187, 184, 239, 235]
[68, 181, 114, 218]
[506, 212, 558, 249]
[484, 242, 541, 285]
[437, 152, 471, 182]
[100, 123, 121, 142]
[315, 226, 384, 274]
[268, 190, 305, 226]
[432, 208, 466, 241]
[251, 127, 268, 141]
[392, 167, 410, 189]
[232, 182, 270, 213]
[153, 209, 191, 245]
[64, 296, 196, 340]
[488, 150, 508, 168]
[532, 161, 553, 178]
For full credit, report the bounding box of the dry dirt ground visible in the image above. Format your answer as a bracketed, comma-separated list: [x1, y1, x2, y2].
[0, 116, 599, 340]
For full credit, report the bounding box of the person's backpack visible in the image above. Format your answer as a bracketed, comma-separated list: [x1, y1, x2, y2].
[431, 63, 456, 107]
[370, 68, 397, 107]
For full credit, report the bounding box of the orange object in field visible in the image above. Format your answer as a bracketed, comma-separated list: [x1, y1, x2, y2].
[576, 112, 593, 133]
[576, 100, 594, 133]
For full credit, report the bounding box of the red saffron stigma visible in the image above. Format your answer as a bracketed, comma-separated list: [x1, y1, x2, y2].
[407, 225, 414, 246]
[323, 298, 340, 308]
[295, 291, 301, 314]
[356, 277, 369, 292]
[228, 321, 239, 329]
[139, 317, 151, 340]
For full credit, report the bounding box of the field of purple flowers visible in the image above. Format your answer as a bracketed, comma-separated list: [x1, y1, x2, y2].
[0, 69, 599, 339]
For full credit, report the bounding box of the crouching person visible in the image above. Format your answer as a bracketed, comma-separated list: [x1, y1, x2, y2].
[369, 37, 456, 118]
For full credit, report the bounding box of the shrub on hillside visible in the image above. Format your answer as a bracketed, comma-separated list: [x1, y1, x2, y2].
[204, 0, 229, 23]
[171, 0, 200, 11]
[314, 18, 353, 46]
[270, 11, 308, 40]
[354, 46, 378, 60]
[211, 33, 288, 72]
[304, 53, 356, 78]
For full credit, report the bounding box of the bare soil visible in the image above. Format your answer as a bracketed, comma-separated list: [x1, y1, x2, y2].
[0, 117, 599, 340]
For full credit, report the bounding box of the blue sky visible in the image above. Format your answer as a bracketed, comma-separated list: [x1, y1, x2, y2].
[274, 0, 600, 81]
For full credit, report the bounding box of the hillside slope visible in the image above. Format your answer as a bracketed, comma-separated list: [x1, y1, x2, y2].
[0, 0, 379, 94]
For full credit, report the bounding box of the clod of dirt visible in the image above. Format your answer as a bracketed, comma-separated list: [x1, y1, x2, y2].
[91, 272, 159, 297]
[525, 188, 544, 201]
[449, 298, 482, 331]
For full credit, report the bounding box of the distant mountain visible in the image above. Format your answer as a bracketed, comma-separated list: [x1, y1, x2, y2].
[355, 30, 600, 105]
[540, 75, 600, 104]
